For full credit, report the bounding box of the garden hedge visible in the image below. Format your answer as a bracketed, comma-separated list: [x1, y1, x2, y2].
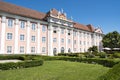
[98, 62, 120, 80]
[39, 56, 120, 67]
[0, 60, 43, 70]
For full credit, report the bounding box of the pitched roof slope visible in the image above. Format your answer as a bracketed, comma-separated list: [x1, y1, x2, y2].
[74, 22, 92, 32]
[0, 1, 46, 20]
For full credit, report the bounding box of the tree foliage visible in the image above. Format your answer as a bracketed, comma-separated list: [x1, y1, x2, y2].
[102, 31, 120, 49]
[88, 46, 98, 52]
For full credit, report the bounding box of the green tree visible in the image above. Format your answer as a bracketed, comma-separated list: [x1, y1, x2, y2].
[88, 46, 98, 53]
[102, 31, 120, 50]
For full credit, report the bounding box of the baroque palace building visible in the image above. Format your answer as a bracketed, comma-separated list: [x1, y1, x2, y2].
[0, 1, 103, 56]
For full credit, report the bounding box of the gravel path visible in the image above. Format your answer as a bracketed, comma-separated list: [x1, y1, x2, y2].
[0, 60, 22, 63]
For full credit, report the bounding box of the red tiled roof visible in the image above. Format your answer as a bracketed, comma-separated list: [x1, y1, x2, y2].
[0, 1, 46, 20]
[74, 22, 92, 32]
[86, 24, 95, 32]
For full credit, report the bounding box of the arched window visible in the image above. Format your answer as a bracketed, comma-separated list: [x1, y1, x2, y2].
[68, 48, 71, 53]
[61, 47, 64, 53]
[53, 48, 57, 55]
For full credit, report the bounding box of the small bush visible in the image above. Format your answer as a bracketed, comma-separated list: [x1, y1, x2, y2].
[0, 60, 43, 70]
[113, 52, 120, 58]
[98, 62, 120, 80]
[99, 52, 107, 58]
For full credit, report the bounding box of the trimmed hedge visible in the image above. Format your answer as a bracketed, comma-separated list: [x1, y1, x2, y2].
[39, 56, 120, 67]
[0, 55, 37, 60]
[0, 60, 43, 70]
[98, 62, 120, 80]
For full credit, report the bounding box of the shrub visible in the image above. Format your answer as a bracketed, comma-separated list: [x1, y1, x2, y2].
[113, 52, 120, 58]
[40, 56, 120, 67]
[0, 60, 43, 70]
[98, 62, 120, 80]
[99, 52, 107, 58]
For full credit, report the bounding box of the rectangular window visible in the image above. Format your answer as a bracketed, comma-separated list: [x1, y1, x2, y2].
[20, 46, 24, 53]
[42, 25, 46, 32]
[31, 47, 35, 53]
[8, 19, 13, 27]
[68, 39, 70, 44]
[74, 40, 76, 44]
[20, 21, 25, 29]
[42, 47, 46, 53]
[42, 37, 46, 43]
[31, 36, 35, 42]
[7, 33, 12, 40]
[53, 38, 57, 42]
[84, 41, 86, 45]
[7, 46, 12, 53]
[20, 34, 25, 41]
[61, 38, 64, 43]
[80, 41, 82, 45]
[73, 31, 77, 36]
[32, 23, 35, 30]
[61, 29, 64, 34]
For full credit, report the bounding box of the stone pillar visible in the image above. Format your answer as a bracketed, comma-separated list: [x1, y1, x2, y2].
[48, 23, 53, 56]
[65, 28, 68, 53]
[0, 16, 6, 54]
[14, 19, 19, 54]
[37, 23, 40, 54]
[26, 21, 30, 54]
[58, 26, 61, 53]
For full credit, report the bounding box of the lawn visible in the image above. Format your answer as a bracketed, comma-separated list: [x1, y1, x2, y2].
[0, 61, 109, 80]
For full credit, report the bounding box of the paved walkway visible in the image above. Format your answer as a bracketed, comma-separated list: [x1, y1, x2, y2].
[0, 60, 21, 63]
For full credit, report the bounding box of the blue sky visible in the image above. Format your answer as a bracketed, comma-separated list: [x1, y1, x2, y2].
[3, 0, 120, 34]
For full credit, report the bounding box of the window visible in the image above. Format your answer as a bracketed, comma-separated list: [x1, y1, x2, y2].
[68, 48, 71, 52]
[80, 41, 82, 45]
[31, 47, 35, 53]
[74, 40, 76, 44]
[61, 29, 64, 34]
[68, 30, 70, 35]
[20, 46, 24, 53]
[7, 33, 12, 40]
[32, 23, 35, 30]
[20, 21, 25, 29]
[61, 38, 64, 43]
[53, 30, 57, 33]
[73, 31, 77, 36]
[84, 41, 86, 45]
[31, 36, 35, 42]
[61, 47, 64, 53]
[20, 34, 25, 41]
[42, 37, 46, 43]
[80, 48, 81, 51]
[42, 47, 46, 53]
[53, 48, 57, 55]
[7, 46, 12, 53]
[42, 25, 46, 32]
[8, 19, 13, 27]
[53, 38, 57, 42]
[68, 39, 70, 44]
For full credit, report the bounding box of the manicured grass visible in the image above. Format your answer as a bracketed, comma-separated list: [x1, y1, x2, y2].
[0, 61, 109, 80]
